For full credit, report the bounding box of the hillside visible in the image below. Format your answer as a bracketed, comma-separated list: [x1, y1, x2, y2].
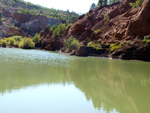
[0, 0, 79, 38]
[1, 0, 150, 61]
[39, 0, 150, 61]
[0, 0, 79, 23]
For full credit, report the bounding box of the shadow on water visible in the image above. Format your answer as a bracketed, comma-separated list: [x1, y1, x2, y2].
[0, 48, 150, 113]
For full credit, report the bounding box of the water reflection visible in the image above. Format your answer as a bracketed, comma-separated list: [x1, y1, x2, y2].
[0, 48, 150, 113]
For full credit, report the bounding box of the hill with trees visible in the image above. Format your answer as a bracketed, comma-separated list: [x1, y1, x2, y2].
[0, 0, 79, 23]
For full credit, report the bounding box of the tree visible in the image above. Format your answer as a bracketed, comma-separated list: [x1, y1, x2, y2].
[103, 0, 108, 5]
[135, 0, 144, 7]
[90, 3, 97, 10]
[97, 0, 103, 6]
[47, 24, 51, 29]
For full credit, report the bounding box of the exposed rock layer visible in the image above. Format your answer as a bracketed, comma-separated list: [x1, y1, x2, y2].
[62, 0, 150, 61]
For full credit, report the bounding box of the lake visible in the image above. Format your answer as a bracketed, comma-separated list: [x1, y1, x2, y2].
[0, 48, 150, 113]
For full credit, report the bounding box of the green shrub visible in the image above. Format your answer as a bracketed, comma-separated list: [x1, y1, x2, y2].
[94, 29, 101, 34]
[129, 3, 136, 9]
[19, 37, 35, 49]
[51, 24, 66, 38]
[129, 0, 144, 9]
[135, 0, 144, 7]
[50, 25, 58, 31]
[120, 42, 124, 47]
[32, 33, 40, 44]
[12, 36, 23, 41]
[143, 39, 150, 45]
[110, 43, 117, 48]
[69, 40, 80, 50]
[65, 36, 75, 48]
[103, 12, 109, 21]
[88, 41, 102, 49]
[87, 41, 93, 47]
[2, 40, 7, 46]
[8, 38, 15, 46]
[47, 24, 51, 29]
[57, 23, 66, 36]
[110, 43, 124, 52]
[14, 41, 20, 47]
[0, 39, 2, 44]
[52, 28, 59, 38]
[65, 36, 79, 50]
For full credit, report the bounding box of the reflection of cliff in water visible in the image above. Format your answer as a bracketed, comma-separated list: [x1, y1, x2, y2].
[0, 53, 150, 113]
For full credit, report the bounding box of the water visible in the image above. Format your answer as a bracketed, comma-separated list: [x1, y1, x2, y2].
[0, 48, 150, 113]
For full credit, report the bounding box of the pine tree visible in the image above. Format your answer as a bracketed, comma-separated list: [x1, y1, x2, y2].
[103, 0, 108, 5]
[97, 0, 103, 6]
[90, 3, 97, 10]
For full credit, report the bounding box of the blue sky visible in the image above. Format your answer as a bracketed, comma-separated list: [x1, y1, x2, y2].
[24, 0, 98, 14]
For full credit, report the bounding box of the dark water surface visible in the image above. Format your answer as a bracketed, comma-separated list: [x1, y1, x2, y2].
[0, 48, 150, 113]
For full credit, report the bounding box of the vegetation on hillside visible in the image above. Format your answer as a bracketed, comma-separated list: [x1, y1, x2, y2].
[65, 36, 80, 50]
[1, 0, 79, 23]
[19, 37, 35, 49]
[0, 35, 36, 49]
[129, 0, 144, 8]
[51, 23, 67, 38]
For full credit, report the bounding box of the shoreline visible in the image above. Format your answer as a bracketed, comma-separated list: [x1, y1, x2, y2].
[0, 46, 147, 62]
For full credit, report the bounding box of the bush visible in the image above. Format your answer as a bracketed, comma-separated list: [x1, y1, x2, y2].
[94, 29, 101, 34]
[129, 0, 144, 9]
[143, 39, 150, 45]
[12, 36, 23, 41]
[8, 38, 15, 46]
[65, 36, 75, 48]
[50, 25, 58, 31]
[32, 33, 40, 44]
[0, 39, 2, 44]
[57, 23, 66, 36]
[129, 3, 136, 9]
[87, 41, 93, 47]
[103, 12, 109, 21]
[19, 37, 35, 49]
[87, 41, 102, 50]
[2, 40, 7, 46]
[110, 43, 124, 52]
[111, 45, 120, 52]
[14, 41, 20, 47]
[69, 40, 80, 50]
[52, 23, 66, 38]
[47, 24, 51, 29]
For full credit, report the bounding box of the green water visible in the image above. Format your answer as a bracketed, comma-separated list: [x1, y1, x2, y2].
[0, 48, 150, 113]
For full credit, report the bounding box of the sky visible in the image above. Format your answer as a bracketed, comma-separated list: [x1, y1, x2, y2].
[24, 0, 98, 14]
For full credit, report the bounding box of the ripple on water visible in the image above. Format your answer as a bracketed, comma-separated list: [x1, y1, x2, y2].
[0, 48, 75, 68]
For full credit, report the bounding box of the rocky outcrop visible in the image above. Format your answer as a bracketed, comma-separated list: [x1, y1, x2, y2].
[12, 13, 62, 36]
[39, 27, 64, 50]
[64, 0, 150, 43]
[75, 47, 106, 56]
[64, 0, 134, 40]
[1, 27, 29, 38]
[63, 0, 150, 61]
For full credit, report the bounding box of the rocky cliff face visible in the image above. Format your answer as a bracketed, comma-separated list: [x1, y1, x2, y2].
[64, 0, 150, 43]
[63, 0, 150, 61]
[12, 13, 61, 36]
[0, 7, 62, 38]
[39, 27, 64, 50]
